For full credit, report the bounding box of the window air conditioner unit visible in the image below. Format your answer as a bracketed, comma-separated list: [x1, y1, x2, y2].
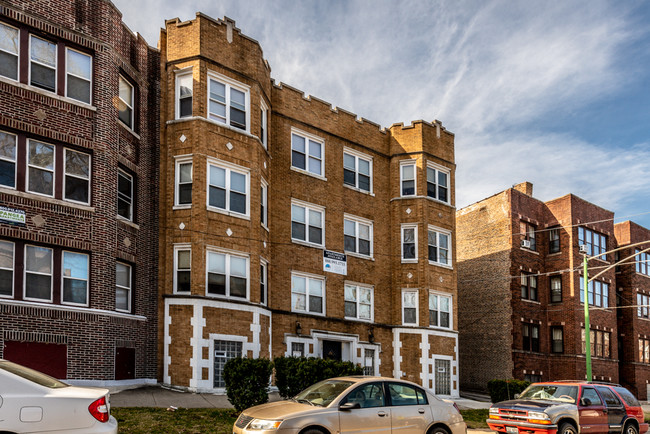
[579, 244, 588, 254]
[521, 240, 531, 249]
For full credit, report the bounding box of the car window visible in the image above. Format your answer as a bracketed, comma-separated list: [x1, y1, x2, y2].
[416, 388, 428, 405]
[387, 383, 422, 406]
[519, 384, 578, 403]
[344, 382, 385, 408]
[294, 379, 354, 407]
[596, 387, 622, 407]
[581, 387, 603, 405]
[0, 360, 68, 389]
[613, 387, 640, 407]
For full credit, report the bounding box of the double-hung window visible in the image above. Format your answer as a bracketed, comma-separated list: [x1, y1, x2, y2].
[208, 72, 249, 131]
[260, 100, 268, 148]
[64, 149, 90, 204]
[639, 338, 650, 363]
[520, 221, 536, 250]
[0, 240, 14, 297]
[175, 158, 192, 206]
[551, 326, 564, 353]
[291, 130, 324, 177]
[176, 70, 193, 118]
[27, 139, 55, 197]
[65, 48, 92, 104]
[291, 273, 324, 315]
[579, 227, 607, 260]
[343, 149, 372, 193]
[206, 250, 249, 299]
[344, 283, 373, 321]
[174, 246, 191, 293]
[550, 275, 562, 303]
[115, 262, 132, 312]
[521, 273, 538, 301]
[549, 228, 560, 253]
[0, 22, 19, 80]
[344, 215, 372, 257]
[30, 35, 56, 92]
[580, 277, 609, 307]
[207, 160, 249, 217]
[260, 180, 268, 228]
[636, 249, 649, 276]
[0, 131, 16, 188]
[429, 292, 451, 328]
[401, 224, 417, 262]
[426, 162, 449, 203]
[260, 260, 267, 305]
[291, 201, 324, 247]
[24, 245, 53, 302]
[118, 76, 134, 129]
[523, 323, 540, 352]
[61, 251, 89, 305]
[428, 227, 451, 266]
[582, 329, 610, 358]
[117, 169, 134, 221]
[638, 293, 650, 318]
[400, 161, 416, 196]
[402, 290, 418, 325]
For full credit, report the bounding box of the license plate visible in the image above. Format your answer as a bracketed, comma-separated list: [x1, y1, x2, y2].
[506, 427, 518, 434]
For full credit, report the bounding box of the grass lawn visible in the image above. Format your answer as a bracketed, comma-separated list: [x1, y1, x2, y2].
[113, 407, 238, 433]
[461, 408, 489, 429]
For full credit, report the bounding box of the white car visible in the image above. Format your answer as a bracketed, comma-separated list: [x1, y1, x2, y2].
[0, 359, 118, 433]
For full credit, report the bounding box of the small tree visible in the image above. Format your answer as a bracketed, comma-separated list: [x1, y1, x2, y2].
[224, 357, 273, 412]
[274, 356, 363, 399]
[487, 379, 530, 403]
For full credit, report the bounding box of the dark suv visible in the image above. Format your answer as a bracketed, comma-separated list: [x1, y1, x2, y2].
[487, 381, 647, 434]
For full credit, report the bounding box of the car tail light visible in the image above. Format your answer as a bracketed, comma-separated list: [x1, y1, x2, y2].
[88, 396, 109, 423]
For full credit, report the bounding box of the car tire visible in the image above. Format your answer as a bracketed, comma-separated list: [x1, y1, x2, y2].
[558, 422, 578, 434]
[429, 426, 450, 434]
[301, 429, 326, 434]
[625, 422, 639, 434]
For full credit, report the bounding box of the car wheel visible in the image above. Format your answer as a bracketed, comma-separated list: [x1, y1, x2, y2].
[625, 422, 639, 434]
[558, 422, 578, 434]
[429, 426, 450, 434]
[301, 429, 326, 434]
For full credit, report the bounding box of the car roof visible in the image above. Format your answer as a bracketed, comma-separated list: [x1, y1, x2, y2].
[532, 381, 622, 387]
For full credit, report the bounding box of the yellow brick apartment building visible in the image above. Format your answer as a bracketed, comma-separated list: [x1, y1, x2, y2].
[158, 14, 459, 396]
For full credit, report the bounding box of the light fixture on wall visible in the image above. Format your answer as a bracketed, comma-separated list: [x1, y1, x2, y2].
[295, 321, 302, 335]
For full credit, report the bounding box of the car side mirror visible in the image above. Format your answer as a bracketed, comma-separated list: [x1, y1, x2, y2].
[580, 398, 592, 406]
[340, 402, 361, 411]
[514, 393, 520, 399]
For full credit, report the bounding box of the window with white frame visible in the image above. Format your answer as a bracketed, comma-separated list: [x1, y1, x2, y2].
[30, 35, 56, 92]
[343, 149, 372, 193]
[115, 262, 132, 312]
[65, 48, 92, 104]
[344, 215, 372, 257]
[0, 240, 14, 297]
[176, 70, 193, 118]
[578, 227, 607, 260]
[24, 245, 53, 302]
[363, 348, 375, 375]
[0, 22, 19, 80]
[427, 227, 450, 266]
[64, 149, 90, 204]
[61, 251, 88, 305]
[0, 131, 16, 189]
[401, 225, 417, 261]
[344, 284, 373, 321]
[429, 292, 451, 328]
[117, 169, 134, 221]
[291, 342, 305, 357]
[520, 221, 537, 251]
[426, 163, 449, 203]
[260, 100, 268, 148]
[291, 130, 324, 177]
[207, 160, 249, 217]
[291, 273, 324, 315]
[260, 181, 268, 227]
[291, 201, 324, 247]
[175, 158, 192, 206]
[402, 290, 418, 325]
[400, 161, 416, 196]
[174, 246, 191, 293]
[27, 139, 55, 197]
[579, 277, 609, 307]
[206, 250, 248, 299]
[208, 72, 249, 131]
[260, 260, 267, 305]
[636, 249, 649, 276]
[118, 76, 134, 129]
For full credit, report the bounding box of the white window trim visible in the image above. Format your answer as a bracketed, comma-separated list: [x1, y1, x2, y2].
[206, 158, 251, 219]
[64, 47, 92, 105]
[118, 75, 134, 130]
[428, 290, 452, 330]
[115, 261, 132, 313]
[426, 160, 450, 205]
[291, 270, 326, 316]
[173, 244, 191, 294]
[0, 130, 17, 190]
[175, 67, 193, 120]
[400, 159, 417, 197]
[427, 225, 452, 269]
[344, 281, 374, 323]
[401, 289, 419, 326]
[343, 147, 373, 194]
[0, 21, 19, 82]
[290, 127, 326, 181]
[23, 245, 53, 303]
[291, 198, 326, 248]
[174, 155, 193, 208]
[343, 213, 373, 259]
[63, 148, 91, 205]
[401, 223, 418, 263]
[207, 70, 251, 133]
[205, 246, 250, 300]
[117, 168, 134, 221]
[0, 240, 15, 299]
[61, 251, 89, 307]
[29, 34, 57, 93]
[26, 139, 56, 198]
[260, 258, 268, 306]
[260, 98, 268, 149]
[261, 178, 269, 229]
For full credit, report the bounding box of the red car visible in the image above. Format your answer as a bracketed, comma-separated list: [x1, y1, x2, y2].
[487, 381, 648, 434]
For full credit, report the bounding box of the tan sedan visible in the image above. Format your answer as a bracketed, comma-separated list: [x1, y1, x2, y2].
[233, 376, 466, 434]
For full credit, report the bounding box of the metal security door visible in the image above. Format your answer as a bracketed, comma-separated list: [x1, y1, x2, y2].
[434, 359, 451, 395]
[213, 340, 242, 388]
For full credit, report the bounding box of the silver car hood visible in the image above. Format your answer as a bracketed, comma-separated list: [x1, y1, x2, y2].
[243, 400, 326, 420]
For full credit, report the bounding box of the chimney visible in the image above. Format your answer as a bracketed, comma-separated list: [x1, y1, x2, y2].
[514, 182, 533, 196]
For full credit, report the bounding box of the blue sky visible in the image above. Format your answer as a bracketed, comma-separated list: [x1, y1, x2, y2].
[113, 0, 650, 230]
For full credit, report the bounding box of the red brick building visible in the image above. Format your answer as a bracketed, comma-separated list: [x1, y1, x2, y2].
[0, 0, 159, 385]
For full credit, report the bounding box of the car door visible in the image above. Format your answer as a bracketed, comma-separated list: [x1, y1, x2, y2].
[339, 382, 391, 434]
[579, 386, 609, 434]
[595, 387, 626, 433]
[387, 382, 433, 433]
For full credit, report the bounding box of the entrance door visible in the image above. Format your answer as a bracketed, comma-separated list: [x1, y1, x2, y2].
[115, 347, 135, 380]
[322, 340, 342, 360]
[213, 340, 242, 388]
[434, 359, 451, 395]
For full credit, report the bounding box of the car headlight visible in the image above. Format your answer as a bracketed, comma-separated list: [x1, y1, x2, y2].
[248, 419, 283, 430]
[527, 412, 549, 420]
[489, 407, 499, 414]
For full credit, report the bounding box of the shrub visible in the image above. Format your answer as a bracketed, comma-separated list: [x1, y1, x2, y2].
[487, 379, 530, 403]
[223, 357, 274, 412]
[274, 356, 363, 398]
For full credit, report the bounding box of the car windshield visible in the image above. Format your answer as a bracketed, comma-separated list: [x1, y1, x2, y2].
[293, 379, 354, 407]
[0, 360, 69, 389]
[519, 384, 578, 403]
